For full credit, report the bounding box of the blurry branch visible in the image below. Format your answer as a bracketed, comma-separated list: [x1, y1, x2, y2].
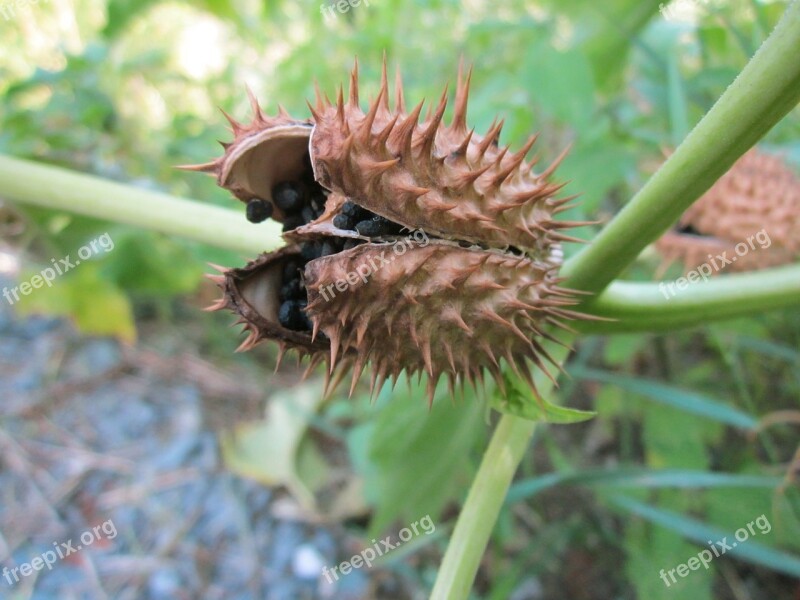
[577, 264, 800, 333]
[563, 0, 800, 294]
[0, 155, 283, 256]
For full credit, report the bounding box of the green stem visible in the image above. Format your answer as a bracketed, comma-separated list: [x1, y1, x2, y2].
[577, 264, 800, 333]
[563, 0, 800, 294]
[430, 342, 569, 600]
[0, 155, 283, 256]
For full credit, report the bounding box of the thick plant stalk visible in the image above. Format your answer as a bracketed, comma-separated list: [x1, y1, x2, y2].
[0, 155, 283, 255]
[429, 343, 568, 600]
[577, 264, 800, 333]
[432, 3, 800, 598]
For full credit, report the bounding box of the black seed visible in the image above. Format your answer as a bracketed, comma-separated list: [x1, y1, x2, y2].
[342, 239, 359, 250]
[279, 278, 304, 301]
[376, 217, 404, 235]
[301, 205, 316, 224]
[360, 206, 377, 219]
[678, 223, 703, 237]
[301, 242, 322, 261]
[278, 301, 292, 327]
[342, 200, 370, 221]
[355, 219, 383, 237]
[246, 199, 273, 223]
[283, 259, 301, 280]
[333, 214, 353, 230]
[278, 299, 311, 331]
[273, 182, 306, 213]
[282, 214, 305, 232]
[320, 240, 338, 257]
[385, 222, 405, 235]
[297, 300, 312, 330]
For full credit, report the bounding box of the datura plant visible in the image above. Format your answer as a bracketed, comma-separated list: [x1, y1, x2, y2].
[189, 60, 591, 401]
[1, 5, 799, 598]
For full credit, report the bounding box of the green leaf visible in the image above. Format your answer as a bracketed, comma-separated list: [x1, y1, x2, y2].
[735, 336, 800, 364]
[366, 380, 486, 536]
[561, 119, 636, 214]
[99, 232, 204, 296]
[221, 383, 329, 512]
[491, 372, 596, 424]
[625, 514, 713, 599]
[521, 42, 596, 130]
[642, 400, 716, 469]
[571, 368, 759, 430]
[15, 263, 136, 343]
[667, 51, 690, 146]
[610, 495, 800, 579]
[102, 0, 239, 38]
[103, 0, 163, 38]
[507, 468, 780, 504]
[540, 0, 664, 92]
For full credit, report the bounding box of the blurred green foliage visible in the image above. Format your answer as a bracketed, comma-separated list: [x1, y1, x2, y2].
[2, 0, 799, 597]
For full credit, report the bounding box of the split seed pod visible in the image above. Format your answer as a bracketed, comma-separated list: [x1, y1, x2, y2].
[190, 59, 590, 402]
[656, 150, 800, 275]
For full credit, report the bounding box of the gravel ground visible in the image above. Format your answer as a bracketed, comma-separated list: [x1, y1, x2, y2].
[0, 279, 385, 600]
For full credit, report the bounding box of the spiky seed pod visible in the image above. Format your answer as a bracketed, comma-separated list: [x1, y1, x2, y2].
[656, 150, 800, 275]
[205, 248, 327, 357]
[186, 91, 315, 225]
[303, 241, 583, 398]
[308, 63, 580, 259]
[193, 58, 590, 402]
